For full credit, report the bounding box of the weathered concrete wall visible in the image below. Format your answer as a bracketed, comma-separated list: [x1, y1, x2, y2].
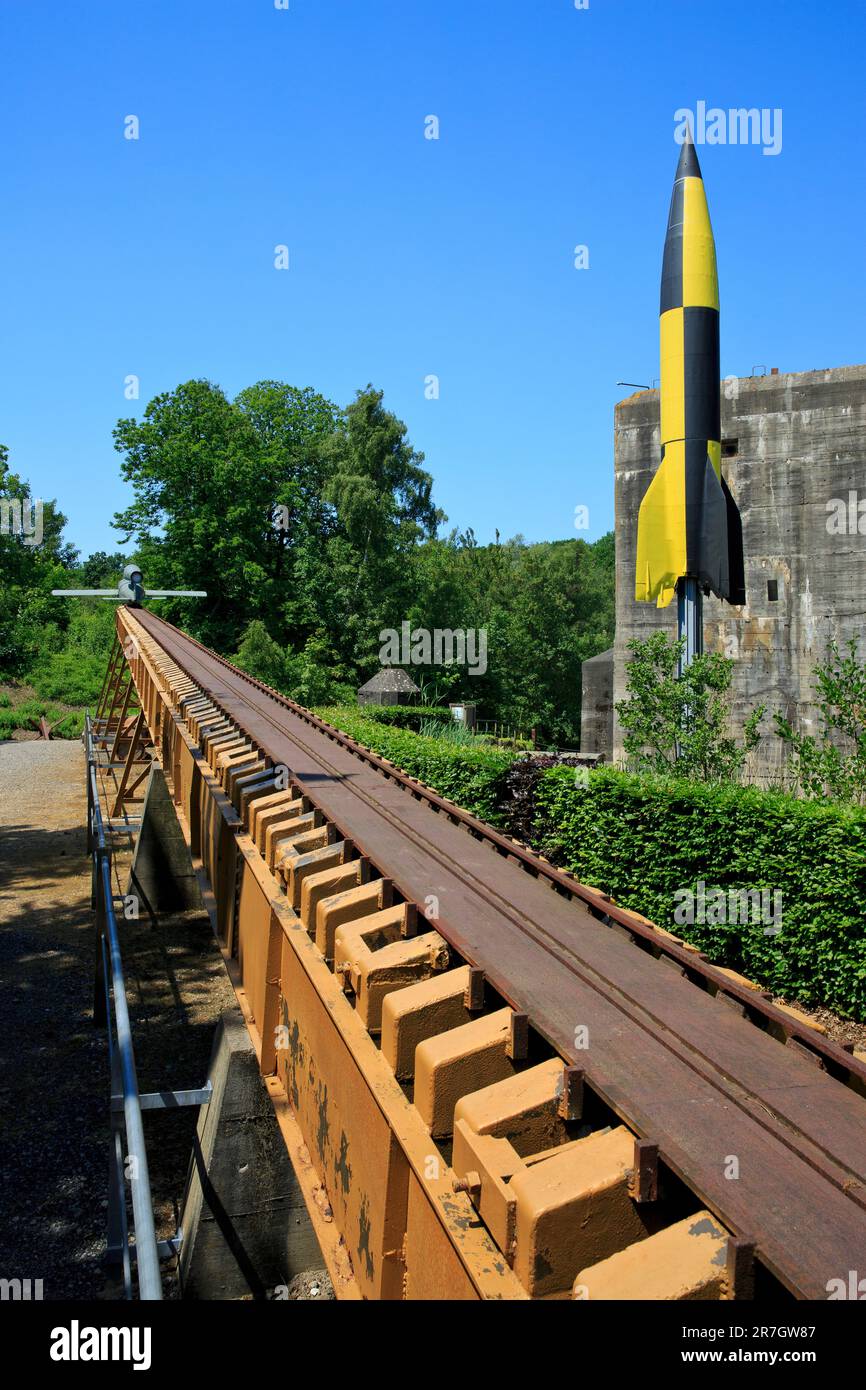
[580, 647, 614, 756]
[128, 766, 204, 913]
[604, 364, 866, 781]
[181, 1011, 325, 1300]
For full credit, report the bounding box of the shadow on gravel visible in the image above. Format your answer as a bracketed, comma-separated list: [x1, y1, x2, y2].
[0, 821, 109, 1300]
[0, 812, 237, 1300]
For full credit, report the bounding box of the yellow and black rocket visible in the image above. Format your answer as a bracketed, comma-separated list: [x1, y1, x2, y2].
[635, 133, 745, 609]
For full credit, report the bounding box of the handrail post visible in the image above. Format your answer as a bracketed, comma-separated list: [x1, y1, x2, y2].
[92, 845, 109, 1028]
[85, 706, 163, 1300]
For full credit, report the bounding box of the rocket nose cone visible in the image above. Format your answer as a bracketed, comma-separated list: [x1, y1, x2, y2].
[676, 127, 702, 180]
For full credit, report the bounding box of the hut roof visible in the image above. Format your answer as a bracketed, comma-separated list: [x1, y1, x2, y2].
[358, 667, 420, 695]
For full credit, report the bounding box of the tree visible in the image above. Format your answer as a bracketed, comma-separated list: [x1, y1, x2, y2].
[775, 639, 866, 803]
[112, 379, 341, 652]
[75, 550, 131, 589]
[109, 375, 617, 739]
[0, 447, 76, 676]
[617, 632, 763, 781]
[406, 531, 615, 745]
[111, 380, 443, 681]
[313, 386, 446, 674]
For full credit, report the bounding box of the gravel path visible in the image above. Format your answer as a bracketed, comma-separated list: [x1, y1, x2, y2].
[0, 739, 239, 1300]
[0, 739, 109, 1299]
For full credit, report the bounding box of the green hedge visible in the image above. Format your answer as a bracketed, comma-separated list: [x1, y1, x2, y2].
[314, 707, 512, 824]
[534, 766, 866, 1021]
[347, 703, 455, 732]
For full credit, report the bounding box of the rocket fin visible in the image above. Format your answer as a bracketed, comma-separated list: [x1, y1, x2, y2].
[685, 444, 729, 600]
[634, 441, 687, 608]
[636, 445, 745, 607]
[684, 447, 747, 604]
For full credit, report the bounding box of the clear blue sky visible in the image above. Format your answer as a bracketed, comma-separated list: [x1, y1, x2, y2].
[1, 0, 863, 558]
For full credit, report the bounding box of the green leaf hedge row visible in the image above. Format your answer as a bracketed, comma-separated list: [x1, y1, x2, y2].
[534, 766, 866, 1020]
[346, 704, 455, 731]
[314, 707, 513, 824]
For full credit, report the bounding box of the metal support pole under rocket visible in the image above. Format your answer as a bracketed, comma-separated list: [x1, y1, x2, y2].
[635, 131, 745, 667]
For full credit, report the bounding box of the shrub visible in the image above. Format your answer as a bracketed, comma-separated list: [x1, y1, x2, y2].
[348, 704, 455, 732]
[775, 638, 866, 804]
[0, 699, 83, 739]
[533, 765, 866, 1020]
[28, 650, 107, 706]
[617, 632, 763, 781]
[314, 707, 513, 824]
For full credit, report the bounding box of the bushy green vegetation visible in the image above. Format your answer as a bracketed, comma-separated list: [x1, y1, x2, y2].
[0, 449, 123, 736]
[27, 604, 118, 706]
[534, 765, 866, 1020]
[344, 704, 454, 731]
[0, 698, 84, 740]
[775, 638, 866, 804]
[1, 380, 615, 744]
[0, 446, 78, 676]
[618, 632, 764, 781]
[315, 706, 513, 824]
[108, 380, 613, 742]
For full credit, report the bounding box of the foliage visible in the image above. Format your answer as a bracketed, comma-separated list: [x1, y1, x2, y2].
[111, 380, 439, 669]
[617, 632, 763, 781]
[406, 529, 615, 745]
[417, 716, 476, 743]
[0, 698, 84, 740]
[233, 620, 355, 706]
[76, 551, 130, 589]
[0, 447, 78, 676]
[28, 650, 107, 706]
[534, 764, 866, 1020]
[347, 704, 454, 731]
[775, 639, 866, 804]
[107, 377, 616, 743]
[314, 707, 513, 824]
[27, 602, 117, 705]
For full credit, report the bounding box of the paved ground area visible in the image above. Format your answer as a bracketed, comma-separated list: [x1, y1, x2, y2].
[0, 739, 237, 1300]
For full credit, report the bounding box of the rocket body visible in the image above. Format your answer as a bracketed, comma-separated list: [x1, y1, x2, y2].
[635, 137, 745, 608]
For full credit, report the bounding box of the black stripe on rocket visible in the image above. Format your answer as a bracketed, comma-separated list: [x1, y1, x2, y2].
[682, 308, 744, 603]
[660, 177, 684, 314]
[659, 137, 702, 313]
[682, 306, 720, 442]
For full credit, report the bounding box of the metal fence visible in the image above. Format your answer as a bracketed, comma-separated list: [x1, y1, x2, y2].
[85, 713, 163, 1301]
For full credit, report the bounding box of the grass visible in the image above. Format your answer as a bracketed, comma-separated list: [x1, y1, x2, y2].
[0, 684, 85, 740]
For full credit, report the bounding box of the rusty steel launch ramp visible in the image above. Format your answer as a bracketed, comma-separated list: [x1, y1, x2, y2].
[109, 608, 866, 1301]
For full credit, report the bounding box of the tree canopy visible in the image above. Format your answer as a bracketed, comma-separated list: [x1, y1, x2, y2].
[1, 380, 616, 745]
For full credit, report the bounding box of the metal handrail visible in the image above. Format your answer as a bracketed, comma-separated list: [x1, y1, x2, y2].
[85, 713, 162, 1300]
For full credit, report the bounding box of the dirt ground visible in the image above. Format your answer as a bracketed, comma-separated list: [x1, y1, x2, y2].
[0, 740, 108, 1297]
[0, 739, 236, 1300]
